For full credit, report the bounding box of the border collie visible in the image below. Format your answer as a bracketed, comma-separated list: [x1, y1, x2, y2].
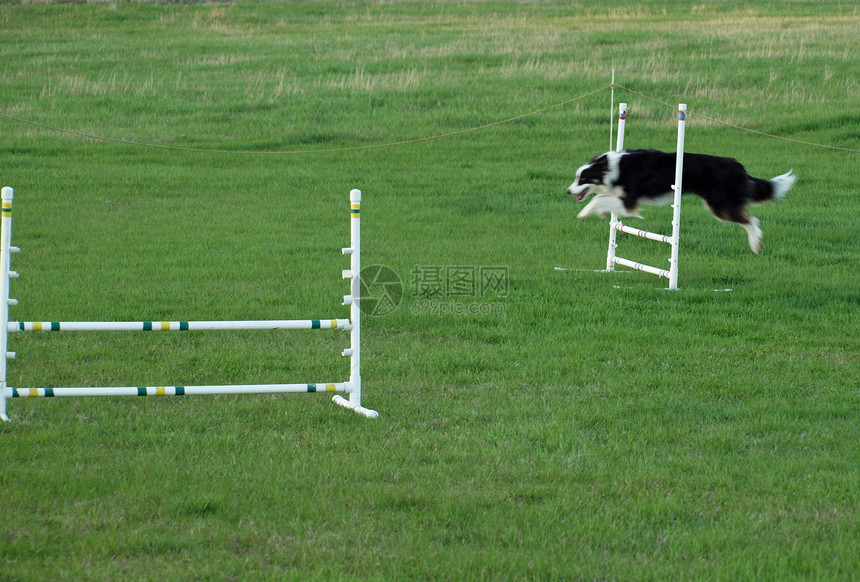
[567, 149, 796, 253]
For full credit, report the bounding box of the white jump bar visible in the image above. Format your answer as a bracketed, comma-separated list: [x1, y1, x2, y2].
[614, 222, 674, 244]
[8, 319, 351, 332]
[612, 257, 670, 279]
[6, 383, 349, 398]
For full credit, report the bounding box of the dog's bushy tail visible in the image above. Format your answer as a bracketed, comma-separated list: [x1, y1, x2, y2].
[770, 170, 796, 200]
[751, 170, 796, 202]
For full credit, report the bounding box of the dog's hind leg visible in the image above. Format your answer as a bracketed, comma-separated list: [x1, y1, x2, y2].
[708, 202, 763, 254]
[740, 216, 762, 254]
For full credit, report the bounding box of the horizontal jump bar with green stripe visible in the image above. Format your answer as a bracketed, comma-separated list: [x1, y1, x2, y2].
[8, 319, 351, 332]
[6, 383, 349, 398]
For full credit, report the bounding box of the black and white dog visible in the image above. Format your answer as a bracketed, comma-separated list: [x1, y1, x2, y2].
[567, 149, 796, 253]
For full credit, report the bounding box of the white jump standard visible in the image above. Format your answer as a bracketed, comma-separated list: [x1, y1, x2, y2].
[603, 103, 687, 290]
[0, 187, 378, 421]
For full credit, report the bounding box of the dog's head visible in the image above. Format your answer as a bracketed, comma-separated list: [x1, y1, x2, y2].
[566, 152, 618, 201]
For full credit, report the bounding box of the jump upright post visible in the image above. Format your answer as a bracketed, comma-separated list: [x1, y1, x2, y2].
[0, 187, 378, 421]
[604, 103, 687, 290]
[604, 102, 627, 273]
[332, 188, 368, 417]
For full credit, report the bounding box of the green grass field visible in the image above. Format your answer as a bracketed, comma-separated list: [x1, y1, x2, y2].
[1, 1, 858, 580]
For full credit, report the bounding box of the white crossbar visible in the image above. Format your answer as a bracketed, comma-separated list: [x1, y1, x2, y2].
[9, 319, 352, 332]
[612, 257, 670, 279]
[613, 222, 673, 244]
[9, 383, 349, 398]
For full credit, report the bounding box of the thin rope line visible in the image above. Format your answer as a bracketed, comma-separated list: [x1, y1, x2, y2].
[5, 83, 855, 154]
[0, 85, 610, 156]
[614, 83, 860, 153]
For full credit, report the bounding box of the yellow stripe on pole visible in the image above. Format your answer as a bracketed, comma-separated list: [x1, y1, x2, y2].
[29, 388, 39, 397]
[326, 384, 336, 392]
[33, 322, 43, 331]
[161, 322, 170, 331]
[156, 386, 165, 395]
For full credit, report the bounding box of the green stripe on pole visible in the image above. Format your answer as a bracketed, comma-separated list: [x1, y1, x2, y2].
[137, 387, 146, 396]
[312, 320, 320, 329]
[143, 322, 152, 331]
[175, 386, 185, 395]
[307, 383, 316, 392]
[180, 322, 189, 330]
[51, 322, 60, 331]
[11, 388, 18, 397]
[44, 388, 54, 397]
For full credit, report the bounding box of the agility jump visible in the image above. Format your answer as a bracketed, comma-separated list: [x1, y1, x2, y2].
[571, 101, 794, 282]
[0, 187, 377, 421]
[605, 103, 687, 289]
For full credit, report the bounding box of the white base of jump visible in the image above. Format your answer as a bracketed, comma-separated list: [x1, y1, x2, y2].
[332, 394, 379, 419]
[0, 187, 377, 421]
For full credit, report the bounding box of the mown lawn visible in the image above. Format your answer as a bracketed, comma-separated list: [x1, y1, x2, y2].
[0, 1, 858, 580]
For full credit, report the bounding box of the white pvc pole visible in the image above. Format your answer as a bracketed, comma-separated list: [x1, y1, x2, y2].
[9, 319, 351, 332]
[333, 189, 378, 419]
[9, 383, 348, 398]
[616, 102, 627, 151]
[668, 104, 686, 290]
[605, 103, 627, 272]
[613, 257, 670, 279]
[0, 187, 13, 421]
[613, 222, 672, 244]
